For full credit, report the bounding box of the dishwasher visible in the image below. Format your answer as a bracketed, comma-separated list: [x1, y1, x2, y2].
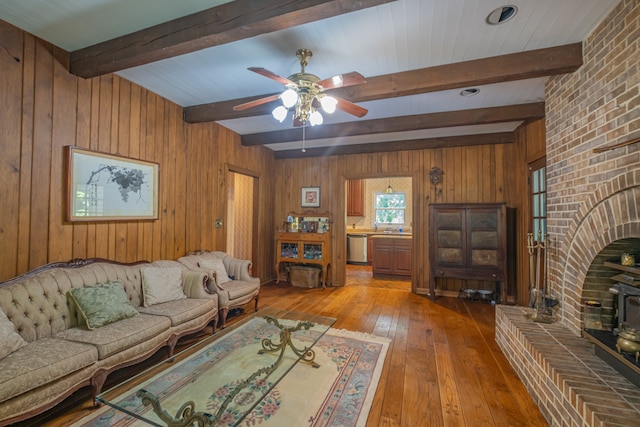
[347, 234, 368, 264]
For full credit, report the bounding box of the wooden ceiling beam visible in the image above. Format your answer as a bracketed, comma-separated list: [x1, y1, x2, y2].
[184, 43, 580, 123]
[274, 132, 515, 159]
[241, 103, 544, 146]
[70, 0, 396, 78]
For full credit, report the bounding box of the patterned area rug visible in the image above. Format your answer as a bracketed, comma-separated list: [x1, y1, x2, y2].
[71, 320, 390, 427]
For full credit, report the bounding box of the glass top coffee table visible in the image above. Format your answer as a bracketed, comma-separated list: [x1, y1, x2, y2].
[96, 307, 336, 426]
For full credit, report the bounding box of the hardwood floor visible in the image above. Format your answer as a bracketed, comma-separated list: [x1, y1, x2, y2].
[28, 265, 547, 427]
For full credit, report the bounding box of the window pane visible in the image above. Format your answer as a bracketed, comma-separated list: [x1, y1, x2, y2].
[529, 159, 547, 244]
[375, 193, 406, 208]
[375, 210, 405, 224]
[375, 192, 406, 224]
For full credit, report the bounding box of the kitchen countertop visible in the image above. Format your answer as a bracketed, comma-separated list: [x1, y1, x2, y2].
[347, 230, 412, 237]
[370, 234, 412, 239]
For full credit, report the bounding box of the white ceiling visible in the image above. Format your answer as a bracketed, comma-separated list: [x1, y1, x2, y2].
[0, 0, 620, 153]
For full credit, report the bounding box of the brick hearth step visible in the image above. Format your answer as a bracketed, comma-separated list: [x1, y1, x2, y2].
[496, 305, 640, 427]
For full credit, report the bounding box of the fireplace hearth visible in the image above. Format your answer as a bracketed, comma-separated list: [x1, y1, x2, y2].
[496, 306, 640, 426]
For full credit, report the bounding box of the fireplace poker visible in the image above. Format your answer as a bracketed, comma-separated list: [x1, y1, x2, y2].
[527, 233, 536, 308]
[528, 231, 553, 323]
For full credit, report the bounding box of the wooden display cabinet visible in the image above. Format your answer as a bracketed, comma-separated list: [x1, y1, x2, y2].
[276, 213, 332, 288]
[429, 203, 508, 302]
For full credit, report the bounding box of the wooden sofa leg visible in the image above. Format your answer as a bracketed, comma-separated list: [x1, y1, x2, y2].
[219, 308, 229, 329]
[167, 335, 178, 358]
[254, 295, 259, 312]
[90, 370, 108, 407]
[211, 315, 218, 334]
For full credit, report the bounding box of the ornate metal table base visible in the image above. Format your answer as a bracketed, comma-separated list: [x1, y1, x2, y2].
[137, 390, 214, 427]
[137, 316, 319, 426]
[258, 315, 320, 368]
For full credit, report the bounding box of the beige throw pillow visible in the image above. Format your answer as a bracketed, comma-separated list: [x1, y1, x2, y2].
[141, 266, 187, 307]
[199, 258, 231, 284]
[0, 309, 27, 359]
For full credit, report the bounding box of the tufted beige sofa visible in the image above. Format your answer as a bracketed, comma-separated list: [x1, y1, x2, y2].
[178, 251, 260, 328]
[0, 258, 218, 426]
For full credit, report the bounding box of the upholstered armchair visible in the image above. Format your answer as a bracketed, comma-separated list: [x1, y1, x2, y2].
[177, 250, 260, 328]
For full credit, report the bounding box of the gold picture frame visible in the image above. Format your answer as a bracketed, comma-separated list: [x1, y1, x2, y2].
[66, 146, 159, 221]
[301, 187, 320, 208]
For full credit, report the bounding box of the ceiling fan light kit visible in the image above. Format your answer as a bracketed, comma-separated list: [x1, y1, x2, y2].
[272, 105, 288, 122]
[320, 96, 338, 113]
[236, 48, 368, 128]
[280, 88, 298, 108]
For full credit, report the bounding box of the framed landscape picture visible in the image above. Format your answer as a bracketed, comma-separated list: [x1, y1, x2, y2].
[301, 187, 320, 208]
[66, 146, 159, 221]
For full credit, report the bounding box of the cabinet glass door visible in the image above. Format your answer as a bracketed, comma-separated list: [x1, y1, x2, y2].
[303, 243, 322, 260]
[280, 242, 298, 259]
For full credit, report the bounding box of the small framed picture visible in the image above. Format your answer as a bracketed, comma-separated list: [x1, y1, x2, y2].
[301, 187, 320, 207]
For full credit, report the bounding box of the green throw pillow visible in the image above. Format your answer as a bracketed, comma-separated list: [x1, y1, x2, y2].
[68, 281, 138, 330]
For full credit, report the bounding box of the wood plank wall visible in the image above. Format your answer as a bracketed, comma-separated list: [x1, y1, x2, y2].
[274, 121, 544, 299]
[184, 123, 276, 282]
[0, 19, 544, 300]
[0, 20, 276, 283]
[508, 119, 546, 305]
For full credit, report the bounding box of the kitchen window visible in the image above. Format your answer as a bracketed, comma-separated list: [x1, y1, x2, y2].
[374, 192, 405, 224]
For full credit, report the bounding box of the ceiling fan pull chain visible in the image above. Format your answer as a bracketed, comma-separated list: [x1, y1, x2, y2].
[302, 123, 306, 153]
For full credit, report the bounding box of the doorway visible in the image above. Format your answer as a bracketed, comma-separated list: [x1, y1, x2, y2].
[345, 176, 413, 290]
[226, 169, 258, 267]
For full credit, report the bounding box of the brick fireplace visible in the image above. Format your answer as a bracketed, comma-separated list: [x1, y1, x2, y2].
[496, 0, 640, 425]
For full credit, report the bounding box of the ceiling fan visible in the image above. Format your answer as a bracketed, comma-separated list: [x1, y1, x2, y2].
[233, 49, 368, 126]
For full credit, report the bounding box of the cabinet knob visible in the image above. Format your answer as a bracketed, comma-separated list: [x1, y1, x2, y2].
[492, 274, 497, 278]
[439, 270, 444, 275]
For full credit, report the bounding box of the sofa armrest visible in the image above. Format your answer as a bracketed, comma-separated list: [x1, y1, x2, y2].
[212, 251, 254, 281]
[181, 270, 216, 299]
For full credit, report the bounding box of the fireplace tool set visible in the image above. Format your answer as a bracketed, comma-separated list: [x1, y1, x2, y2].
[527, 231, 557, 323]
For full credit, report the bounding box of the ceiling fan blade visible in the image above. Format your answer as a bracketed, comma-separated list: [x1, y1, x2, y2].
[334, 96, 368, 118]
[317, 71, 366, 90]
[233, 94, 281, 111]
[248, 67, 295, 85]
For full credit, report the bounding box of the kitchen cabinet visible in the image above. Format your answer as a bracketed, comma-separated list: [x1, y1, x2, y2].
[393, 238, 413, 275]
[347, 179, 365, 216]
[275, 231, 331, 288]
[367, 236, 374, 264]
[371, 236, 412, 277]
[429, 203, 508, 301]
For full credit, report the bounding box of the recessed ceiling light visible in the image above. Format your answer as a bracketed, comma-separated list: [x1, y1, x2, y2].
[486, 5, 518, 25]
[460, 88, 480, 97]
